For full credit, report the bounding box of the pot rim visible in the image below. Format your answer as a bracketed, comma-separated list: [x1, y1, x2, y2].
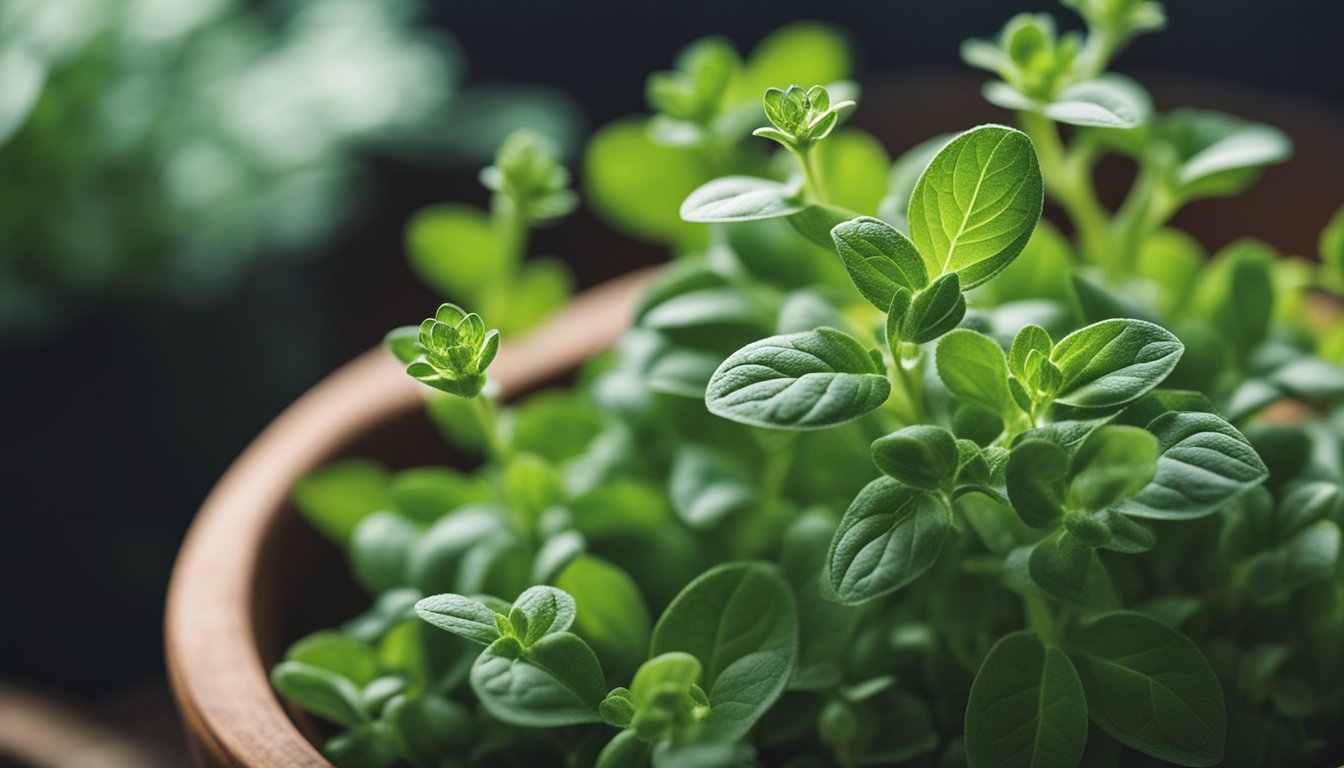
[164, 269, 656, 766]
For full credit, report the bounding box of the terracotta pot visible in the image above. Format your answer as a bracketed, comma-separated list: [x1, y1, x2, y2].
[164, 270, 656, 767]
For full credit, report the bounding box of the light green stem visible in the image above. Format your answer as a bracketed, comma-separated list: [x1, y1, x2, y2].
[1018, 111, 1115, 276]
[890, 346, 929, 424]
[793, 145, 828, 203]
[470, 393, 508, 463]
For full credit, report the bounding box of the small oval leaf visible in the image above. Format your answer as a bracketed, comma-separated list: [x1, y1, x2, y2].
[826, 477, 950, 604]
[680, 176, 804, 222]
[705, 328, 891, 430]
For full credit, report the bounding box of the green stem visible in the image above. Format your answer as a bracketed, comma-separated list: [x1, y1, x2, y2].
[492, 197, 530, 275]
[470, 394, 508, 463]
[758, 432, 799, 512]
[1109, 167, 1183, 280]
[891, 346, 928, 424]
[1018, 111, 1113, 275]
[1024, 595, 1059, 645]
[794, 145, 828, 204]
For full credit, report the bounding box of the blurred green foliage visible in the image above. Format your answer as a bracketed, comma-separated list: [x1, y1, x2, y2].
[0, 0, 581, 335]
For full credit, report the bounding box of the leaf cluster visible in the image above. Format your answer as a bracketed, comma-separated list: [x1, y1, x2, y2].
[274, 7, 1344, 768]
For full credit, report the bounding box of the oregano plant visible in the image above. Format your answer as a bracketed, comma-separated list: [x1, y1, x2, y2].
[273, 6, 1344, 768]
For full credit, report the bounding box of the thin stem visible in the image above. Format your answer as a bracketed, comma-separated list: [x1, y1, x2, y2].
[890, 346, 928, 424]
[469, 393, 508, 463]
[1018, 111, 1114, 275]
[491, 196, 530, 276]
[793, 145, 828, 203]
[757, 432, 799, 513]
[1024, 595, 1059, 645]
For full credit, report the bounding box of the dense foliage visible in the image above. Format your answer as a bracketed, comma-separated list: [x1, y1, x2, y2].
[273, 5, 1344, 767]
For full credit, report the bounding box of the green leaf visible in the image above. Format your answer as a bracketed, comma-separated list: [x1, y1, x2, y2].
[554, 556, 652, 679]
[285, 632, 379, 688]
[495, 258, 573, 333]
[1067, 425, 1158, 511]
[898, 273, 966, 344]
[669, 445, 755, 527]
[408, 506, 512, 595]
[1006, 439, 1069, 527]
[1118, 412, 1268, 520]
[871, 425, 959, 490]
[470, 633, 607, 727]
[780, 512, 862, 691]
[415, 594, 501, 647]
[349, 512, 419, 594]
[705, 328, 891, 430]
[786, 202, 861, 249]
[596, 730, 651, 768]
[1008, 325, 1053, 382]
[965, 632, 1088, 768]
[1193, 239, 1275, 361]
[777, 291, 845, 335]
[816, 130, 891, 215]
[375, 622, 430, 695]
[271, 661, 367, 728]
[292, 460, 391, 546]
[936, 329, 1014, 416]
[1245, 521, 1342, 602]
[406, 204, 508, 301]
[406, 304, 500, 399]
[385, 694, 473, 766]
[1070, 273, 1163, 325]
[650, 562, 798, 740]
[389, 467, 493, 522]
[1135, 228, 1205, 318]
[646, 36, 739, 124]
[1028, 530, 1095, 605]
[1161, 110, 1292, 199]
[511, 585, 578, 646]
[830, 216, 929, 310]
[878, 134, 951, 232]
[1043, 76, 1146, 128]
[640, 286, 768, 332]
[679, 176, 803, 222]
[1321, 204, 1344, 289]
[1222, 482, 1343, 600]
[737, 22, 851, 102]
[628, 652, 705, 740]
[826, 478, 951, 604]
[584, 119, 710, 246]
[907, 125, 1044, 289]
[511, 391, 604, 463]
[1050, 320, 1183, 408]
[1072, 612, 1226, 766]
[323, 722, 399, 768]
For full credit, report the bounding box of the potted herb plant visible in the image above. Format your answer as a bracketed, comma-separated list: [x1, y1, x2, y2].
[167, 3, 1344, 767]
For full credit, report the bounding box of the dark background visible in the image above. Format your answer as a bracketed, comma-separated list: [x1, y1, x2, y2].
[1, 0, 1340, 703]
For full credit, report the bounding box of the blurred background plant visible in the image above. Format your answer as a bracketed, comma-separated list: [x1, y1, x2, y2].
[0, 0, 580, 338]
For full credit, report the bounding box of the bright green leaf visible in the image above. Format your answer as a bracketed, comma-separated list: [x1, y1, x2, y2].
[705, 328, 891, 430]
[907, 125, 1044, 288]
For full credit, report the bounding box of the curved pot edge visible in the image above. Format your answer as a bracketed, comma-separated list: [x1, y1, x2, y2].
[164, 268, 657, 766]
